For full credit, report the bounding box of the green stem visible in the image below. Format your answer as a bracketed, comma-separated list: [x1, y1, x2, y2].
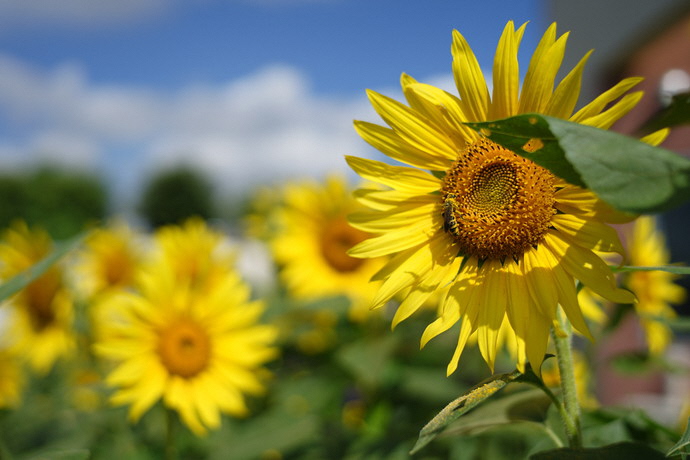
[551, 307, 583, 449]
[165, 408, 178, 460]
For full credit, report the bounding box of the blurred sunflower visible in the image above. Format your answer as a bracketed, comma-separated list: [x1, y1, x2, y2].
[0, 222, 75, 374]
[346, 21, 659, 375]
[73, 220, 143, 299]
[626, 216, 686, 355]
[94, 267, 278, 435]
[271, 176, 386, 322]
[149, 217, 235, 292]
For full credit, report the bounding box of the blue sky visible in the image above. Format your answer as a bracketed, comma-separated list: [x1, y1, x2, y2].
[0, 0, 546, 208]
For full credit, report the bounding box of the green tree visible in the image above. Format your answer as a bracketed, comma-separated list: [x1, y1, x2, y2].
[138, 165, 216, 228]
[0, 166, 108, 238]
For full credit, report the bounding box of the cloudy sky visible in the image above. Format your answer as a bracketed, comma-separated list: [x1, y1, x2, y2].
[0, 0, 545, 209]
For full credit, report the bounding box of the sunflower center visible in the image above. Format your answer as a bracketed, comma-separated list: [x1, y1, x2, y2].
[320, 217, 369, 272]
[103, 250, 134, 287]
[24, 271, 60, 331]
[441, 138, 556, 260]
[157, 318, 211, 379]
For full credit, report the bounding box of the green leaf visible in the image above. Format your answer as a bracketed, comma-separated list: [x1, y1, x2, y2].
[609, 351, 660, 376]
[466, 115, 585, 186]
[637, 314, 690, 333]
[610, 265, 690, 275]
[668, 417, 690, 458]
[0, 231, 88, 303]
[443, 388, 556, 441]
[466, 114, 690, 213]
[410, 369, 524, 455]
[335, 334, 399, 388]
[641, 92, 690, 133]
[529, 442, 666, 460]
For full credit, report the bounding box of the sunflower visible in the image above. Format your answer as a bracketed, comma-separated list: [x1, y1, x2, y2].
[148, 217, 235, 293]
[94, 267, 278, 435]
[626, 216, 686, 355]
[271, 175, 385, 322]
[73, 220, 143, 299]
[346, 21, 658, 375]
[0, 222, 75, 374]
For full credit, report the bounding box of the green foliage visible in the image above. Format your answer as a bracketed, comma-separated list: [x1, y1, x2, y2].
[138, 165, 216, 228]
[530, 442, 666, 460]
[668, 417, 690, 459]
[641, 92, 690, 134]
[466, 114, 690, 213]
[0, 167, 108, 239]
[411, 368, 545, 454]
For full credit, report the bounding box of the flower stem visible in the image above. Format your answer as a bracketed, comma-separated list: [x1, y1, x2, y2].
[551, 307, 583, 449]
[165, 408, 178, 460]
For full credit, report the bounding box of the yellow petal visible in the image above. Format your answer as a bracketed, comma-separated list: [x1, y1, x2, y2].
[476, 260, 508, 371]
[420, 262, 478, 347]
[524, 309, 551, 375]
[345, 156, 440, 193]
[354, 120, 453, 170]
[490, 21, 525, 119]
[551, 213, 625, 255]
[570, 77, 643, 122]
[544, 232, 635, 304]
[451, 29, 490, 121]
[545, 50, 592, 118]
[538, 244, 594, 340]
[348, 220, 438, 259]
[366, 89, 460, 160]
[407, 81, 479, 144]
[348, 201, 439, 232]
[366, 235, 450, 307]
[640, 128, 670, 146]
[352, 188, 433, 211]
[391, 258, 460, 328]
[522, 247, 559, 319]
[520, 28, 569, 114]
[447, 317, 475, 376]
[579, 91, 644, 129]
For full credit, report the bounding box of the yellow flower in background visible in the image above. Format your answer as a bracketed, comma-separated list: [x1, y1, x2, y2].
[0, 348, 23, 408]
[346, 21, 652, 375]
[94, 267, 278, 435]
[73, 220, 143, 299]
[271, 176, 386, 322]
[150, 218, 235, 292]
[627, 216, 686, 355]
[0, 222, 75, 374]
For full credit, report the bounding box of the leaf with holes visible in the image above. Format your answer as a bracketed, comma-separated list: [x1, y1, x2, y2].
[466, 114, 690, 213]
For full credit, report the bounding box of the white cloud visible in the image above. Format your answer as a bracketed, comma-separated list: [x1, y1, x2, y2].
[0, 0, 168, 28]
[0, 55, 375, 205]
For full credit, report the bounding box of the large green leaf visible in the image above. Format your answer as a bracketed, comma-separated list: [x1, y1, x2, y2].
[466, 114, 690, 213]
[0, 231, 88, 303]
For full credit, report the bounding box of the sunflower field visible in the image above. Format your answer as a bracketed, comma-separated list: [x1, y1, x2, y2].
[3, 20, 690, 460]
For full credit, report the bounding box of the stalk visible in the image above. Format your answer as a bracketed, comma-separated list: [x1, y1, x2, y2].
[551, 307, 583, 448]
